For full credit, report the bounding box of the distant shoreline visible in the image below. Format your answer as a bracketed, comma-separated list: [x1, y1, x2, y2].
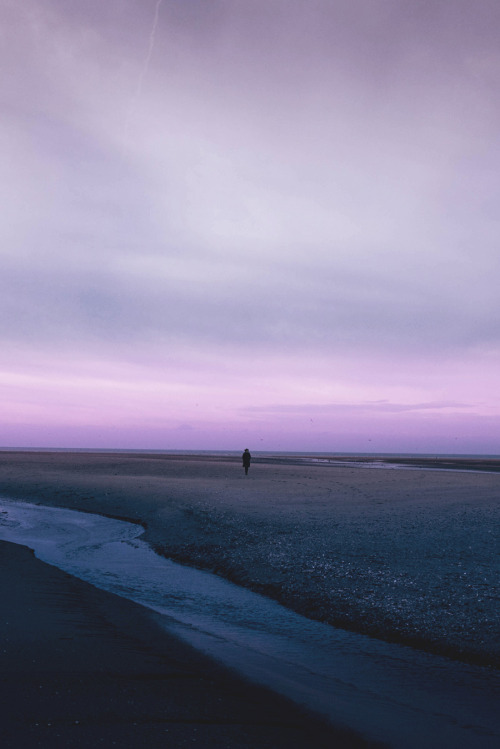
[1, 448, 499, 473]
[262, 455, 500, 474]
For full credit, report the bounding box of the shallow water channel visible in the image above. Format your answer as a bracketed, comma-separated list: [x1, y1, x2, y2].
[0, 498, 498, 749]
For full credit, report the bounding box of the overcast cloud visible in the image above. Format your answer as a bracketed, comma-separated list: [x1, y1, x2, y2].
[1, 0, 499, 451]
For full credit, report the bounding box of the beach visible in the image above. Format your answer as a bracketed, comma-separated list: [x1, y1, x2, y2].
[1, 538, 365, 749]
[0, 450, 499, 746]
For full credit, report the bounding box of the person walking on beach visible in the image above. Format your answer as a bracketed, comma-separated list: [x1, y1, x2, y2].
[242, 448, 251, 475]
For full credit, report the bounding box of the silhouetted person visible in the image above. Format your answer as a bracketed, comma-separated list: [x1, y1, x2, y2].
[242, 448, 251, 475]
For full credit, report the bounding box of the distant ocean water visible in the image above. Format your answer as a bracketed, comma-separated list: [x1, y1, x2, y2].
[1, 447, 498, 459]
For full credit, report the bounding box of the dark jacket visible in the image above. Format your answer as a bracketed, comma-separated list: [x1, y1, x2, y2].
[242, 450, 251, 467]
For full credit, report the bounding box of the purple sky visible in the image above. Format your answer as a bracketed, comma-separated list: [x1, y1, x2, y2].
[2, 0, 500, 453]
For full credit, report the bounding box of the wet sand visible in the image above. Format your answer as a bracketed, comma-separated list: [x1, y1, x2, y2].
[262, 454, 500, 473]
[0, 539, 372, 748]
[0, 451, 497, 668]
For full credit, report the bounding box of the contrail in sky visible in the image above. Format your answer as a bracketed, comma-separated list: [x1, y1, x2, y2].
[138, 0, 164, 98]
[123, 0, 164, 142]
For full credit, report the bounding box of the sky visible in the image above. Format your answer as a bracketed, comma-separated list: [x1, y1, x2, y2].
[1, 0, 500, 453]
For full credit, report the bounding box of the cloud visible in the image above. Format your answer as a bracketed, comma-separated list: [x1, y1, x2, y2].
[246, 401, 474, 415]
[1, 0, 500, 450]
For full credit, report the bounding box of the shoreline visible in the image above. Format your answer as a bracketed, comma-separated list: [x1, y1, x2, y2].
[257, 454, 500, 474]
[1, 448, 500, 473]
[0, 539, 363, 748]
[0, 450, 498, 669]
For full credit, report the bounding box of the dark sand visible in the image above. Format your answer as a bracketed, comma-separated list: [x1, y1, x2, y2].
[0, 451, 497, 667]
[0, 539, 372, 749]
[0, 450, 498, 746]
